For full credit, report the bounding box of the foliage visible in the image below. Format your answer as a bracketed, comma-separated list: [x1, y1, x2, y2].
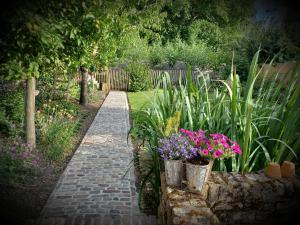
[118, 1, 297, 82]
[160, 0, 254, 42]
[132, 53, 300, 175]
[146, 38, 231, 74]
[37, 101, 79, 161]
[126, 62, 152, 92]
[38, 118, 78, 161]
[36, 99, 81, 161]
[0, 137, 42, 185]
[87, 75, 99, 90]
[189, 20, 223, 47]
[0, 88, 25, 137]
[0, 89, 24, 124]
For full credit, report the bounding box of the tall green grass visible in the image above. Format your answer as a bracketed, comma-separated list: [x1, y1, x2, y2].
[132, 51, 300, 209]
[133, 51, 299, 172]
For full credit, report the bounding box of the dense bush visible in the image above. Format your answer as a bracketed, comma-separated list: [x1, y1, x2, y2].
[147, 39, 231, 77]
[118, 30, 150, 63]
[126, 62, 152, 92]
[38, 118, 78, 161]
[0, 88, 25, 137]
[0, 137, 42, 185]
[36, 99, 81, 161]
[189, 20, 223, 48]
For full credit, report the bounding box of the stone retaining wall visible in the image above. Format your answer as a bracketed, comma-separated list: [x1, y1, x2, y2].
[159, 171, 300, 225]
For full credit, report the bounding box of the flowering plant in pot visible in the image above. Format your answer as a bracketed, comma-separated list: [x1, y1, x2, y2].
[180, 128, 242, 192]
[158, 133, 198, 187]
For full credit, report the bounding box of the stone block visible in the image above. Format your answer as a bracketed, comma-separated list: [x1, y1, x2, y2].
[265, 162, 282, 179]
[281, 161, 295, 178]
[160, 163, 300, 225]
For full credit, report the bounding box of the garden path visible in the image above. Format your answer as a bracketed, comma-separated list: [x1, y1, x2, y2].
[38, 91, 157, 225]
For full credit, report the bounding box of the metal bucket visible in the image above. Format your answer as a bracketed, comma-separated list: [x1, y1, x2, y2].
[186, 160, 213, 192]
[164, 160, 183, 187]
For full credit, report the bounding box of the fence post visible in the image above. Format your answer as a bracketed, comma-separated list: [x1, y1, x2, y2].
[108, 70, 111, 91]
[25, 76, 36, 148]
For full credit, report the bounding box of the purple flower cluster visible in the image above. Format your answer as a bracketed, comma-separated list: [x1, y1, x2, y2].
[0, 136, 43, 169]
[158, 133, 198, 160]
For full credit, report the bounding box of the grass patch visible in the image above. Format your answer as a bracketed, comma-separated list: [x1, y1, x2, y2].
[127, 90, 162, 112]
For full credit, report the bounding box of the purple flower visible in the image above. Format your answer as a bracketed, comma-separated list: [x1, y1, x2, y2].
[158, 133, 200, 160]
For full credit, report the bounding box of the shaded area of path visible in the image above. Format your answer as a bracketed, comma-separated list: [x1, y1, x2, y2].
[38, 91, 157, 225]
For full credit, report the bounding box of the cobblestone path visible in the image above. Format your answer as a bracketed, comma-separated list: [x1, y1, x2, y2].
[38, 91, 157, 225]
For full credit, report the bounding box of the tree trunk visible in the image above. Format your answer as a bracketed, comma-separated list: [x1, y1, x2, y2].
[25, 76, 36, 148]
[80, 67, 88, 106]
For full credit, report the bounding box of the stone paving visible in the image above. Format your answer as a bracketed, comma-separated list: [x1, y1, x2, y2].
[38, 91, 157, 225]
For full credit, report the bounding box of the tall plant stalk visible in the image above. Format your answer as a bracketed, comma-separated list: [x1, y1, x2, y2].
[131, 54, 300, 209]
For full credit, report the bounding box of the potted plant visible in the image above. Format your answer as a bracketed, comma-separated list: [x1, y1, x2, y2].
[180, 129, 242, 192]
[158, 133, 198, 187]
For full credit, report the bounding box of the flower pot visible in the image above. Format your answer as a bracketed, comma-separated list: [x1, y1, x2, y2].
[265, 162, 281, 179]
[164, 160, 183, 187]
[186, 160, 213, 192]
[281, 161, 295, 178]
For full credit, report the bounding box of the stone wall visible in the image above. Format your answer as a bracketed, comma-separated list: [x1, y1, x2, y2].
[159, 171, 300, 225]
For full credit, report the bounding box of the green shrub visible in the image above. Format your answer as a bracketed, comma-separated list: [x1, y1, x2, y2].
[0, 90, 24, 124]
[189, 20, 223, 48]
[69, 85, 80, 99]
[126, 62, 152, 92]
[149, 43, 165, 65]
[0, 138, 41, 185]
[0, 89, 24, 137]
[88, 88, 102, 103]
[36, 100, 81, 161]
[0, 111, 10, 136]
[120, 30, 150, 62]
[147, 38, 231, 76]
[0, 153, 27, 184]
[39, 118, 77, 161]
[38, 99, 80, 118]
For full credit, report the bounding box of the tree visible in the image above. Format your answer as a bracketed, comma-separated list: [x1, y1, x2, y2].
[0, 0, 169, 146]
[0, 4, 64, 147]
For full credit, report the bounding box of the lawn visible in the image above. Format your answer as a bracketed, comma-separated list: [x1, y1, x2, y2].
[127, 90, 162, 112]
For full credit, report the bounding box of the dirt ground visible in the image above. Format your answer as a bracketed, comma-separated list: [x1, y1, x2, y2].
[0, 91, 107, 225]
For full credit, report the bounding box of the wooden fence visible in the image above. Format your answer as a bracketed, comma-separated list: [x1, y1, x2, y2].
[84, 69, 220, 91]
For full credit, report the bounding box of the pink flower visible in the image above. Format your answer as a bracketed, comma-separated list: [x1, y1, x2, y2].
[221, 141, 229, 149]
[180, 128, 193, 136]
[202, 149, 209, 156]
[213, 149, 224, 158]
[179, 128, 242, 160]
[179, 128, 186, 133]
[232, 145, 242, 155]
